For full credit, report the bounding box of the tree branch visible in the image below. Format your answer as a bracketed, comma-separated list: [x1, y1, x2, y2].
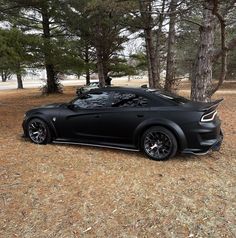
[181, 18, 203, 28]
[213, 36, 236, 60]
[210, 0, 227, 96]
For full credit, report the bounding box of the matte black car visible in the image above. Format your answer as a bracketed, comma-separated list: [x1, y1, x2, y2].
[22, 87, 223, 160]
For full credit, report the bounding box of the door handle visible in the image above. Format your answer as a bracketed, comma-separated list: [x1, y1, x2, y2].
[94, 115, 101, 119]
[137, 114, 144, 118]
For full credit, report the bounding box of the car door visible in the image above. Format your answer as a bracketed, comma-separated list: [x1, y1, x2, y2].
[57, 91, 113, 142]
[57, 90, 152, 145]
[89, 91, 152, 145]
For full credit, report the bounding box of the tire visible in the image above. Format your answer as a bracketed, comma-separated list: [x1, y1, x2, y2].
[141, 126, 177, 161]
[27, 118, 52, 145]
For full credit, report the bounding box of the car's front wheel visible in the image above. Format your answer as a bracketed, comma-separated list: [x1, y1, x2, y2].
[142, 126, 177, 161]
[27, 118, 51, 144]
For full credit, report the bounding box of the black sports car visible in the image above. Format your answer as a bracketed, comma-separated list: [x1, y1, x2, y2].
[22, 87, 223, 160]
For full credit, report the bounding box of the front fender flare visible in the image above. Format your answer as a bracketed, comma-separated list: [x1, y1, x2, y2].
[25, 112, 58, 138]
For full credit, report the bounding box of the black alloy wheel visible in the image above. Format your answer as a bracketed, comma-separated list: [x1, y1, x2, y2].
[142, 126, 177, 160]
[27, 118, 51, 144]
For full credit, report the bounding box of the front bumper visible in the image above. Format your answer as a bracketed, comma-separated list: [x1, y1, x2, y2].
[22, 118, 28, 138]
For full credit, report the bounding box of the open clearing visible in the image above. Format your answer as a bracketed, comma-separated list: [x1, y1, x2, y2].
[0, 86, 235, 237]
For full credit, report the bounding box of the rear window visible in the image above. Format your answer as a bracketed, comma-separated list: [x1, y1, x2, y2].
[148, 89, 189, 104]
[111, 92, 149, 108]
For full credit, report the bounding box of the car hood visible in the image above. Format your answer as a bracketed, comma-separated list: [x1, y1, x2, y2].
[29, 103, 66, 111]
[39, 103, 65, 109]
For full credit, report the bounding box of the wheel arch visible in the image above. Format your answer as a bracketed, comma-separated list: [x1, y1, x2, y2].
[26, 113, 58, 139]
[134, 119, 187, 151]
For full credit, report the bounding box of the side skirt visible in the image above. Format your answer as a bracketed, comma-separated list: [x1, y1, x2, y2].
[52, 140, 140, 152]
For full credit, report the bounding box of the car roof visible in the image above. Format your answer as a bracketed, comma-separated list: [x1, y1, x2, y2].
[89, 87, 168, 102]
[91, 87, 149, 94]
[90, 87, 170, 97]
[89, 87, 189, 105]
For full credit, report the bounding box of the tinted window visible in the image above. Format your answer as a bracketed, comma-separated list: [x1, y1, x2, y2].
[73, 92, 111, 109]
[111, 92, 149, 108]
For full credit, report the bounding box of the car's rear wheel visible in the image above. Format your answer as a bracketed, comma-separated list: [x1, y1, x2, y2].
[27, 118, 51, 144]
[141, 126, 177, 161]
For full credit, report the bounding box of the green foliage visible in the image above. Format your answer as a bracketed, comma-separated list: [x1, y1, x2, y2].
[109, 57, 137, 77]
[130, 52, 148, 72]
[66, 0, 132, 78]
[45, 37, 86, 75]
[0, 28, 39, 74]
[1, 0, 236, 91]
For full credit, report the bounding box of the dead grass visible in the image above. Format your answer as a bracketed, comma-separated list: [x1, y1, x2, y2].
[0, 87, 235, 238]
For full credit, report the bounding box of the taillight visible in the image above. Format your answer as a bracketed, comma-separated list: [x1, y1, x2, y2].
[201, 110, 217, 122]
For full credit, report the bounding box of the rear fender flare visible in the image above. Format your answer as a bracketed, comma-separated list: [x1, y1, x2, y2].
[134, 118, 187, 151]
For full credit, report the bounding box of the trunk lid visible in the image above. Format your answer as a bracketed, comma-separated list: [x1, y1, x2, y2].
[184, 99, 224, 112]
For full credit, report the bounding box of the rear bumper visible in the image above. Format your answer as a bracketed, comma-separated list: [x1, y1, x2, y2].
[182, 130, 223, 155]
[210, 130, 223, 151]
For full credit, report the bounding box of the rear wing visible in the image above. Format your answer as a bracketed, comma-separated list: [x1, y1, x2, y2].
[201, 99, 224, 112]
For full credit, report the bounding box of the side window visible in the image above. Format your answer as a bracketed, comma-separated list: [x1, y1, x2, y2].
[111, 92, 149, 108]
[73, 92, 111, 109]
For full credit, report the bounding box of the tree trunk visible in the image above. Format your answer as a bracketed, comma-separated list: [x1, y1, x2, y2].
[42, 7, 59, 94]
[145, 28, 160, 88]
[145, 38, 154, 88]
[155, 39, 161, 87]
[86, 70, 90, 86]
[96, 47, 105, 87]
[102, 56, 109, 85]
[139, 0, 160, 88]
[155, 0, 166, 88]
[85, 45, 90, 85]
[1, 71, 7, 82]
[155, 27, 162, 88]
[191, 1, 215, 102]
[45, 64, 58, 92]
[17, 72, 23, 89]
[165, 0, 178, 92]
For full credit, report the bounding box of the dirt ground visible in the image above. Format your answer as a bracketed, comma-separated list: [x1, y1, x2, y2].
[0, 86, 235, 238]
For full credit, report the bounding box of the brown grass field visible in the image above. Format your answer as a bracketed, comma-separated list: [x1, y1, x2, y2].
[0, 85, 235, 237]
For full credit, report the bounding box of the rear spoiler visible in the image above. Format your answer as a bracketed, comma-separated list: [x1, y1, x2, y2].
[201, 98, 224, 112]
